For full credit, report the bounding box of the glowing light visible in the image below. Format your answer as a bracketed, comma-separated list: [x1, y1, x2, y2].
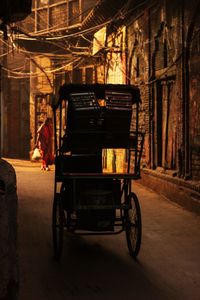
[40, 0, 48, 4]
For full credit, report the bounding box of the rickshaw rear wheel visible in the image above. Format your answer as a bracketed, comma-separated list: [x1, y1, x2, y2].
[52, 193, 64, 260]
[125, 192, 142, 258]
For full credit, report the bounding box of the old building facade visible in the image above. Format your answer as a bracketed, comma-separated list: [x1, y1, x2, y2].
[1, 0, 98, 158]
[128, 0, 200, 180]
[0, 0, 32, 159]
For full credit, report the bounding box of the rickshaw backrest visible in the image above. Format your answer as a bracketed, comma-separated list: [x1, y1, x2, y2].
[62, 88, 134, 151]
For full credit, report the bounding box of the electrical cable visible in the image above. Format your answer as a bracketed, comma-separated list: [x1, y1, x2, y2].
[1, 0, 186, 85]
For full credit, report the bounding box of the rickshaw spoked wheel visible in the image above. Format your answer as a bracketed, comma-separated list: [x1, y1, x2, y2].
[52, 193, 64, 260]
[125, 192, 142, 258]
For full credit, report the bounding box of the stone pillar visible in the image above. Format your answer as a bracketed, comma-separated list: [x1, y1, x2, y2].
[0, 159, 19, 300]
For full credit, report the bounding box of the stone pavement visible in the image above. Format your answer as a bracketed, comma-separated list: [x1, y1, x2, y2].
[3, 158, 55, 171]
[4, 157, 200, 215]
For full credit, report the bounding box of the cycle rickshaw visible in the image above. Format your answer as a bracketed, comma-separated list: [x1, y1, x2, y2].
[52, 83, 144, 260]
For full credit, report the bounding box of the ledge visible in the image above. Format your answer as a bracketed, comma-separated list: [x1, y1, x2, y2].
[142, 167, 200, 193]
[138, 168, 200, 215]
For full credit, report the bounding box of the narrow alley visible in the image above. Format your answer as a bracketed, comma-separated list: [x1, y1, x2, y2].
[1, 1, 200, 300]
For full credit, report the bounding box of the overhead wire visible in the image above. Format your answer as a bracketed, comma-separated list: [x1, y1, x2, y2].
[2, 1, 130, 80]
[1, 0, 150, 73]
[1, 16, 75, 79]
[14, 18, 112, 41]
[0, 0, 166, 82]
[5, 0, 143, 62]
[1, 55, 80, 76]
[2, 0, 197, 87]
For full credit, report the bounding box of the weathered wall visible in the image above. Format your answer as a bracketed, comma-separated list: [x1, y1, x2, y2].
[188, 2, 200, 178]
[0, 159, 19, 300]
[1, 51, 30, 159]
[127, 13, 149, 167]
[126, 0, 200, 179]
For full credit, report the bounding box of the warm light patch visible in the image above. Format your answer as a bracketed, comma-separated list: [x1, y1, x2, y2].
[103, 149, 126, 173]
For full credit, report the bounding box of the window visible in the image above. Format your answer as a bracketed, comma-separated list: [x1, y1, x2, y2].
[69, 0, 80, 26]
[85, 67, 93, 84]
[72, 68, 83, 83]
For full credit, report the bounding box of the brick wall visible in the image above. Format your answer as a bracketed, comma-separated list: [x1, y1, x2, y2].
[189, 11, 200, 177]
[125, 0, 200, 179]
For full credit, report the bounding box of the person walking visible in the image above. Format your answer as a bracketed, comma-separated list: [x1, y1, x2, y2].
[36, 118, 53, 171]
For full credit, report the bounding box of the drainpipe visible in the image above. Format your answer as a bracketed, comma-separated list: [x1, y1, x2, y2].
[104, 28, 108, 83]
[181, 0, 186, 177]
[0, 39, 7, 158]
[184, 5, 190, 178]
[148, 8, 153, 169]
[182, 0, 191, 179]
[125, 26, 129, 85]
